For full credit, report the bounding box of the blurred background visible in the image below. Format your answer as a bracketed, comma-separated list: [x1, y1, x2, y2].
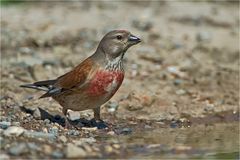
[1, 1, 239, 159]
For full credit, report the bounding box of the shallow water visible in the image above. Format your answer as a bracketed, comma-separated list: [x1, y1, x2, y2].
[100, 122, 239, 159]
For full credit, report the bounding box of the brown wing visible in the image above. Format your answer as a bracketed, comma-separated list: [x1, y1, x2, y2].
[39, 58, 95, 98]
[55, 58, 94, 89]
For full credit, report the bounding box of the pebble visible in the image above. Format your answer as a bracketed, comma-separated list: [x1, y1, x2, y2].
[0, 153, 9, 160]
[27, 142, 40, 151]
[33, 108, 41, 120]
[204, 104, 215, 112]
[67, 129, 80, 136]
[144, 125, 152, 129]
[196, 31, 211, 42]
[49, 126, 59, 135]
[73, 137, 96, 145]
[81, 127, 97, 131]
[82, 143, 93, 153]
[43, 145, 53, 155]
[51, 150, 64, 158]
[105, 145, 113, 153]
[0, 121, 11, 129]
[106, 101, 119, 113]
[44, 119, 50, 124]
[176, 89, 187, 95]
[65, 143, 87, 158]
[59, 135, 67, 143]
[171, 40, 184, 49]
[42, 128, 48, 133]
[120, 128, 132, 135]
[68, 111, 80, 121]
[11, 122, 20, 126]
[0, 136, 3, 144]
[170, 121, 178, 128]
[167, 66, 186, 78]
[107, 131, 115, 135]
[3, 126, 25, 137]
[113, 144, 120, 149]
[9, 143, 28, 156]
[173, 79, 183, 85]
[24, 131, 56, 140]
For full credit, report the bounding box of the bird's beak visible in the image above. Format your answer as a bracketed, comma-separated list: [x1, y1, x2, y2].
[128, 34, 141, 45]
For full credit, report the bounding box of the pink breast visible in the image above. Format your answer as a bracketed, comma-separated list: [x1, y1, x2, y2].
[87, 70, 124, 96]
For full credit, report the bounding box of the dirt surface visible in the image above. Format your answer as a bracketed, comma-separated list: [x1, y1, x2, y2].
[0, 1, 239, 159]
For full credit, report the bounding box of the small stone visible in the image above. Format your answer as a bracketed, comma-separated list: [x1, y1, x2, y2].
[11, 122, 20, 126]
[43, 145, 53, 155]
[113, 144, 120, 150]
[42, 128, 48, 133]
[196, 31, 211, 42]
[167, 66, 186, 78]
[175, 145, 192, 151]
[33, 108, 41, 120]
[107, 131, 115, 135]
[59, 135, 67, 143]
[170, 121, 178, 128]
[144, 125, 152, 129]
[176, 89, 187, 95]
[67, 130, 80, 136]
[179, 118, 187, 123]
[3, 126, 25, 137]
[106, 101, 119, 113]
[24, 131, 56, 140]
[146, 144, 162, 148]
[204, 104, 215, 112]
[0, 153, 9, 160]
[120, 128, 132, 135]
[173, 79, 183, 85]
[105, 145, 113, 153]
[9, 143, 28, 156]
[81, 127, 97, 131]
[27, 142, 40, 150]
[0, 121, 11, 129]
[44, 119, 50, 124]
[82, 143, 93, 153]
[65, 143, 87, 158]
[49, 126, 58, 135]
[68, 111, 80, 121]
[51, 150, 64, 158]
[73, 137, 96, 145]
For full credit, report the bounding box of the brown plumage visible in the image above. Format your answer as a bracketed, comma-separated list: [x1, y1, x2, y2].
[20, 30, 141, 128]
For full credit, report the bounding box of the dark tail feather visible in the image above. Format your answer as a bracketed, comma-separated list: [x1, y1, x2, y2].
[20, 79, 59, 99]
[20, 79, 56, 91]
[20, 84, 49, 91]
[33, 80, 56, 87]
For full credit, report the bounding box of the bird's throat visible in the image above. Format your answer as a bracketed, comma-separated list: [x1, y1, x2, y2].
[105, 54, 124, 71]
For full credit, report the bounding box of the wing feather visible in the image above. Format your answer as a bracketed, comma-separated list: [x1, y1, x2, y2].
[54, 58, 94, 90]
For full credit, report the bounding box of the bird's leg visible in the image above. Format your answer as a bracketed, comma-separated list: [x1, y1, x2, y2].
[62, 108, 72, 129]
[93, 107, 101, 120]
[92, 107, 108, 129]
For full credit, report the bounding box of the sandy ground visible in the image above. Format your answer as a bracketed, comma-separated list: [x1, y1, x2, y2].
[0, 1, 239, 159]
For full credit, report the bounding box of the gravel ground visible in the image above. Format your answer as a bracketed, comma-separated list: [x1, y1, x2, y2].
[0, 1, 239, 159]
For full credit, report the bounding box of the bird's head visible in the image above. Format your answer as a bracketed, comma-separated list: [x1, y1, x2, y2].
[96, 30, 141, 61]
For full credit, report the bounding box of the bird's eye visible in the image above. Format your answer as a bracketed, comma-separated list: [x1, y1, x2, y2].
[116, 35, 122, 40]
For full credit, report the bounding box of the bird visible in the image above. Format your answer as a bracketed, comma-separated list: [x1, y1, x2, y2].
[20, 30, 141, 129]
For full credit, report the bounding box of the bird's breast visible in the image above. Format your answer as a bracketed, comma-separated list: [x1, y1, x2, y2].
[86, 70, 124, 97]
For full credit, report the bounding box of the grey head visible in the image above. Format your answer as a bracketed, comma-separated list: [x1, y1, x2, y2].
[94, 30, 141, 62]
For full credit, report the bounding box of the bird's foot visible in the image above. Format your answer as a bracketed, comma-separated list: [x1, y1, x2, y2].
[90, 119, 108, 129]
